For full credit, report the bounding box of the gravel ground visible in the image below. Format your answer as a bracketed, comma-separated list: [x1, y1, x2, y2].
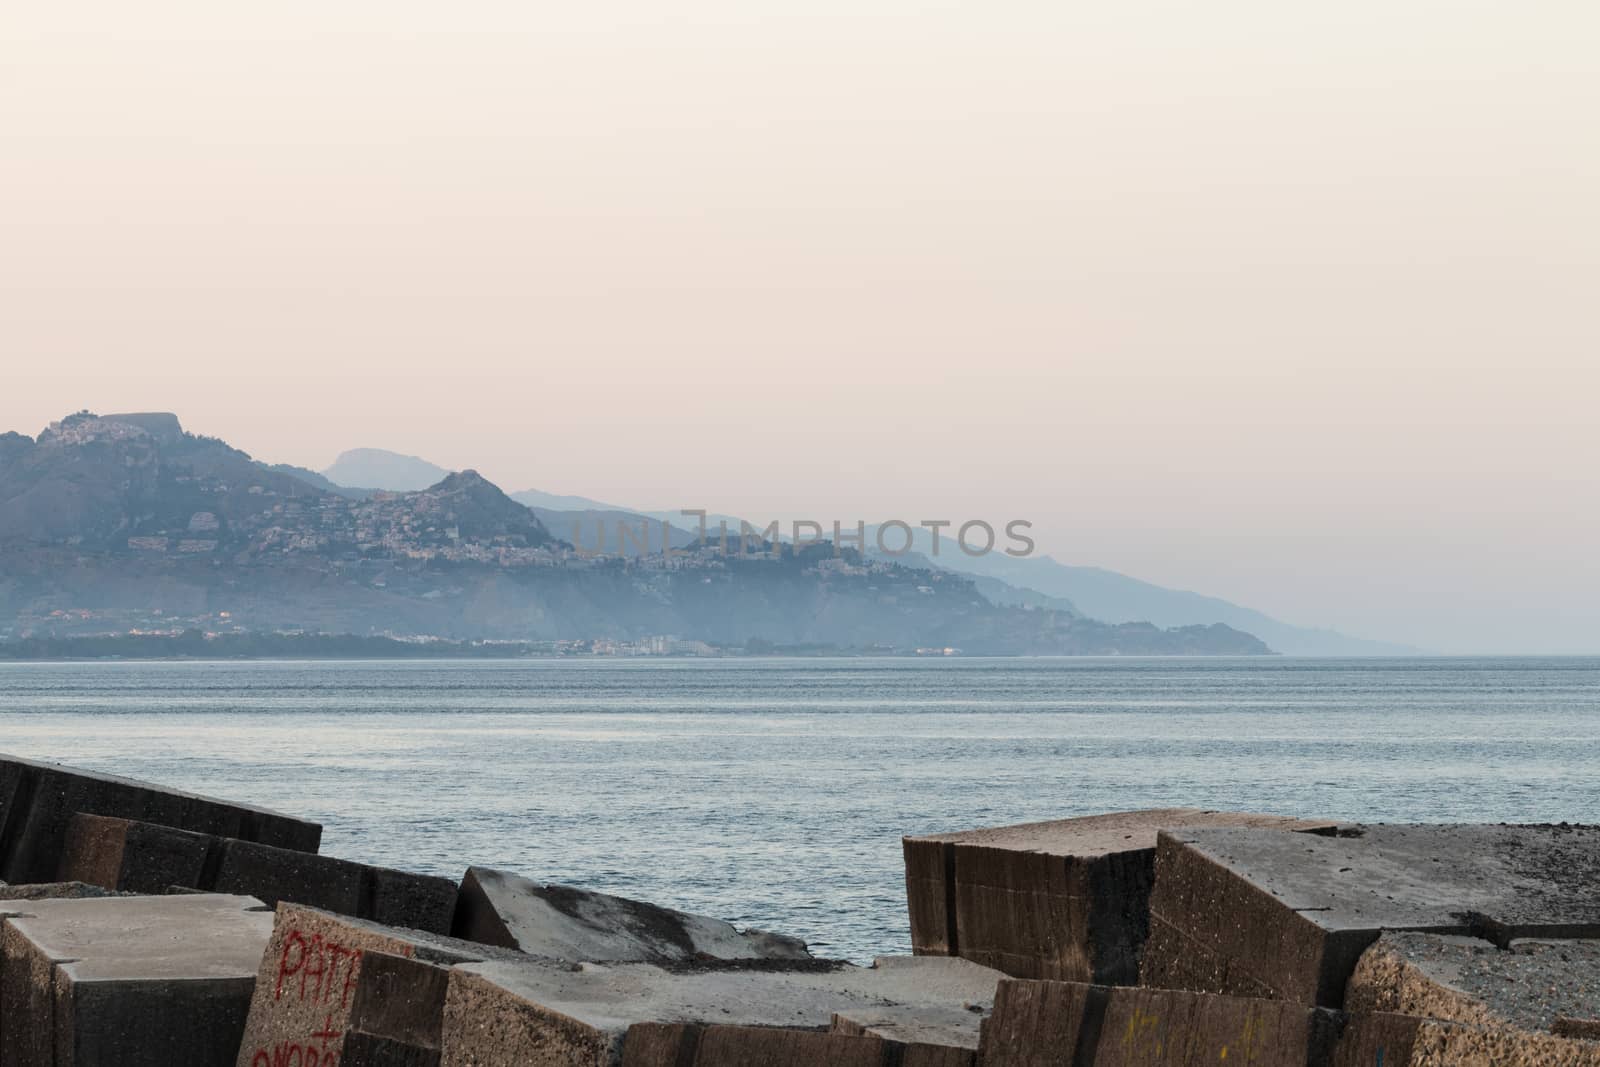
[1384, 931, 1600, 1032]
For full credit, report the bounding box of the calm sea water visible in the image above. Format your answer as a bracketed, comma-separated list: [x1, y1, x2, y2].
[1, 656, 1596, 961]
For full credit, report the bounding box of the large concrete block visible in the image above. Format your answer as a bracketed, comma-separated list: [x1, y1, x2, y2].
[977, 978, 1340, 1066]
[61, 814, 458, 933]
[1346, 932, 1600, 1038]
[235, 903, 516, 1067]
[212, 839, 458, 934]
[0, 753, 321, 884]
[0, 892, 273, 1066]
[1141, 823, 1600, 1007]
[903, 809, 1337, 984]
[439, 953, 1004, 1066]
[452, 866, 810, 963]
[1332, 1011, 1600, 1067]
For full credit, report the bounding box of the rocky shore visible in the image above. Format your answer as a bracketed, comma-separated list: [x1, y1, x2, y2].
[1, 754, 1597, 1065]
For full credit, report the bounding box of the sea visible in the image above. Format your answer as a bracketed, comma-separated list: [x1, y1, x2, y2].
[1, 656, 1595, 962]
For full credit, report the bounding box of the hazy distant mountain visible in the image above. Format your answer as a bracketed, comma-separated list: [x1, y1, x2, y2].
[0, 412, 1266, 655]
[323, 448, 452, 492]
[513, 499, 1403, 654]
[524, 507, 703, 554]
[512, 488, 627, 513]
[260, 463, 372, 499]
[916, 549, 1419, 656]
[514, 495, 1407, 654]
[961, 571, 1080, 615]
[519, 506, 1077, 612]
[337, 441, 1410, 654]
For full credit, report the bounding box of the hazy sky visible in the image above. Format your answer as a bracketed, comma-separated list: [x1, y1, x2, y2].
[4, 2, 1597, 653]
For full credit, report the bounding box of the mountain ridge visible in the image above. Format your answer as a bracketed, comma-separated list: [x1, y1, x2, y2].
[322, 446, 1408, 655]
[323, 447, 452, 492]
[0, 414, 1268, 656]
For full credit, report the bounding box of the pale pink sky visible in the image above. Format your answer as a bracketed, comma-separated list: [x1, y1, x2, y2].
[4, 2, 1598, 652]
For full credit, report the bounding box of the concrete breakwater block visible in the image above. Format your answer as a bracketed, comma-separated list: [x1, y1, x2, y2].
[439, 953, 1004, 1066]
[1345, 931, 1600, 1038]
[453, 866, 811, 963]
[903, 809, 1337, 984]
[61, 814, 459, 933]
[1141, 823, 1600, 1007]
[1333, 1010, 1600, 1066]
[0, 892, 273, 1066]
[0, 753, 322, 885]
[977, 978, 1342, 1066]
[235, 903, 522, 1067]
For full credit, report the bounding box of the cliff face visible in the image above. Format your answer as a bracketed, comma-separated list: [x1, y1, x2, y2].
[323, 447, 451, 491]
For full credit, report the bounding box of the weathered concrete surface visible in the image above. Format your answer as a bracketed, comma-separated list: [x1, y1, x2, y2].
[59, 813, 213, 893]
[439, 953, 1004, 1066]
[972, 979, 1104, 1066]
[619, 1023, 892, 1067]
[452, 866, 810, 963]
[0, 753, 322, 884]
[1141, 823, 1600, 1007]
[1332, 1011, 1600, 1067]
[0, 892, 272, 1066]
[62, 813, 458, 933]
[339, 950, 454, 1066]
[977, 977, 1340, 1066]
[0, 881, 124, 903]
[341, 1033, 445, 1067]
[1346, 932, 1600, 1037]
[1555, 1018, 1600, 1041]
[214, 838, 458, 933]
[1093, 985, 1339, 1066]
[235, 903, 520, 1067]
[904, 809, 1337, 985]
[1329, 1011, 1422, 1067]
[831, 1008, 979, 1067]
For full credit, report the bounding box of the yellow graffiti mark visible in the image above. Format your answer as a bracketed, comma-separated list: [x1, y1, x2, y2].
[1233, 1011, 1267, 1063]
[1120, 1007, 1164, 1056]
